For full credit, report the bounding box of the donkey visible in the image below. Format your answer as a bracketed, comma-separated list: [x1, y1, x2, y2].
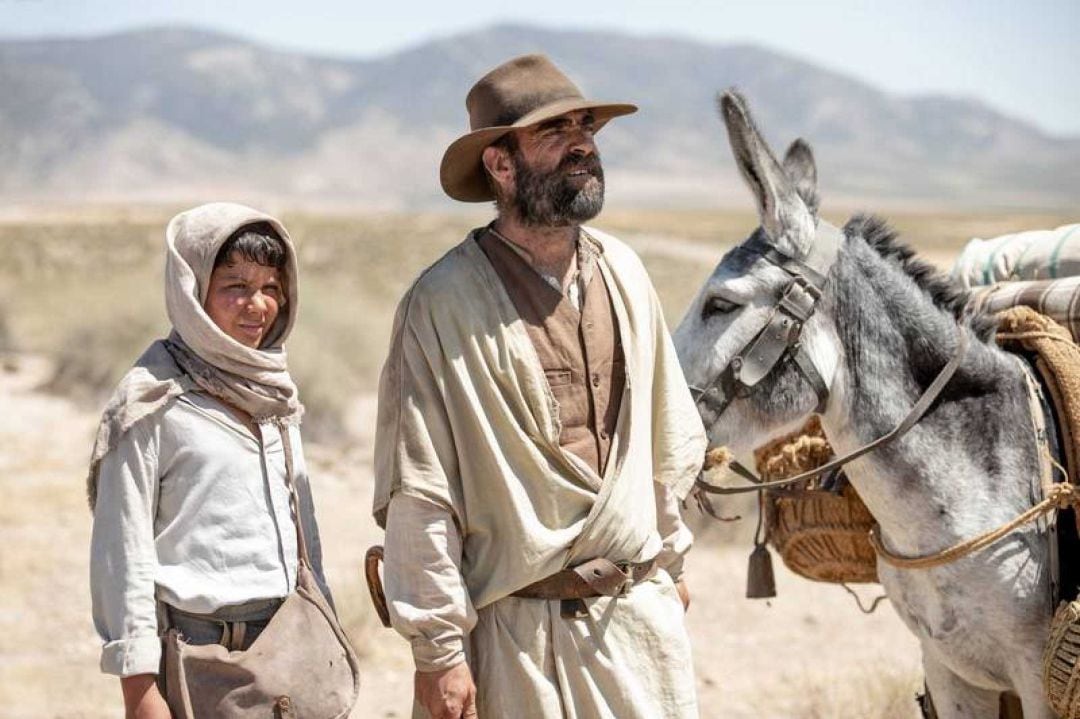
[674, 91, 1057, 718]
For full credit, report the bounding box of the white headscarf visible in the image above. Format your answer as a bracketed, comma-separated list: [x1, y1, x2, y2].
[87, 203, 303, 508]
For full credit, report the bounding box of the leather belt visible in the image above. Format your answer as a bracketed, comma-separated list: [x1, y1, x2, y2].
[166, 596, 283, 623]
[512, 557, 658, 601]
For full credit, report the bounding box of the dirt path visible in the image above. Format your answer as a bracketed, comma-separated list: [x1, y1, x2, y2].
[0, 355, 923, 718]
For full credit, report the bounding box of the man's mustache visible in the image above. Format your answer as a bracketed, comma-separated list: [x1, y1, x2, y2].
[558, 154, 603, 178]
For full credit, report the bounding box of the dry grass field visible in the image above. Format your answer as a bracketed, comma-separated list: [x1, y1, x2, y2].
[0, 206, 1074, 718]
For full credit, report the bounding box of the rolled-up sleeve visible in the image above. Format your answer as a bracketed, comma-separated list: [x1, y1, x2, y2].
[90, 421, 161, 677]
[384, 492, 477, 672]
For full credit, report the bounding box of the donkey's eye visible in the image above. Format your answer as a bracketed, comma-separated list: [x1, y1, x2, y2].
[703, 296, 742, 319]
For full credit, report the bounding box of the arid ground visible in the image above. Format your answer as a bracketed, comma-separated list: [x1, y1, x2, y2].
[1, 207, 1073, 718]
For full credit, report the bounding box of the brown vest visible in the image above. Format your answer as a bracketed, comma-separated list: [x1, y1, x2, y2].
[478, 229, 625, 479]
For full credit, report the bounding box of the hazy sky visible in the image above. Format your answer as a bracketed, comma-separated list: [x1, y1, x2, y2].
[4, 0, 1078, 137]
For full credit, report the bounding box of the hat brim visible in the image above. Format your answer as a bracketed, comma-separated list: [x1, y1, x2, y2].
[439, 98, 638, 203]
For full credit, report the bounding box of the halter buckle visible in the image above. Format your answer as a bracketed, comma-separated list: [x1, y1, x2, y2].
[778, 279, 818, 324]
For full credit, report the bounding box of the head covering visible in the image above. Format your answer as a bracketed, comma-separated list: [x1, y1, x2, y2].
[439, 54, 637, 203]
[86, 202, 303, 508]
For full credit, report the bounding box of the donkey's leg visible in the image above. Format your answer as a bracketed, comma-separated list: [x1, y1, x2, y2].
[1012, 669, 1054, 719]
[1002, 622, 1054, 718]
[923, 654, 1001, 719]
[1017, 693, 1054, 719]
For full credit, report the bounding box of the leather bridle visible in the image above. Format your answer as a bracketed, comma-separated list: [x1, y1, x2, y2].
[689, 221, 845, 431]
[691, 221, 969, 497]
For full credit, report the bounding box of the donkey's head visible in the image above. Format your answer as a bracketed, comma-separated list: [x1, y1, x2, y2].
[674, 91, 843, 454]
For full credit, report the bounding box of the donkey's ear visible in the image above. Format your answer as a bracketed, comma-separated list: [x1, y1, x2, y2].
[782, 139, 819, 214]
[719, 90, 814, 257]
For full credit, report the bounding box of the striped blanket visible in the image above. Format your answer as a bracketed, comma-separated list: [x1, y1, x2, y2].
[969, 278, 1080, 342]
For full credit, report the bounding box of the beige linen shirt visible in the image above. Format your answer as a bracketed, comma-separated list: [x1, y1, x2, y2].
[375, 226, 706, 717]
[384, 229, 694, 671]
[90, 391, 329, 677]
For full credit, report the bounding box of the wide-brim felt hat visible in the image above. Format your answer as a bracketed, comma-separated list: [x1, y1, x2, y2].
[440, 54, 637, 202]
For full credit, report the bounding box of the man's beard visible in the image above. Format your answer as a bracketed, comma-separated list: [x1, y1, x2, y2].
[508, 151, 605, 227]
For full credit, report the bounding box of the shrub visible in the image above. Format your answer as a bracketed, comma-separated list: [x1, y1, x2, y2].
[40, 315, 162, 404]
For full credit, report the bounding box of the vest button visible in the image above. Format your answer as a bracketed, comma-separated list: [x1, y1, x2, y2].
[591, 374, 600, 387]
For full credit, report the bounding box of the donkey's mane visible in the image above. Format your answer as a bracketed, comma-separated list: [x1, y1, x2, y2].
[843, 214, 997, 342]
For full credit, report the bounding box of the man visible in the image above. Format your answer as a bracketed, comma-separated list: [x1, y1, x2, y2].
[373, 54, 706, 719]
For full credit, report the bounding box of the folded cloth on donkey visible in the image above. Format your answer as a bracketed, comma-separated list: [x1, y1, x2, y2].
[952, 224, 1080, 289]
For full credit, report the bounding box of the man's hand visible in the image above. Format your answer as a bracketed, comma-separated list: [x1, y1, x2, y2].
[415, 661, 477, 719]
[675, 579, 691, 612]
[120, 673, 171, 719]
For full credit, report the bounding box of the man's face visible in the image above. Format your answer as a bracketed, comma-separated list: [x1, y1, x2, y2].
[502, 109, 605, 227]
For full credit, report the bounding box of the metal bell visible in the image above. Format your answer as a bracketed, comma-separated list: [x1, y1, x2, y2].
[746, 542, 777, 599]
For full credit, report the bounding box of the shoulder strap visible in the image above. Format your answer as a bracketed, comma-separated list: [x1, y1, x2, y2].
[277, 425, 313, 571]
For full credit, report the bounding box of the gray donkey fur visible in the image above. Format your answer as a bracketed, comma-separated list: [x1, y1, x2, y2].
[675, 91, 1055, 718]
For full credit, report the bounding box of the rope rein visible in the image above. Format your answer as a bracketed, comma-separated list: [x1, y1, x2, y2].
[869, 324, 1075, 569]
[870, 483, 1077, 569]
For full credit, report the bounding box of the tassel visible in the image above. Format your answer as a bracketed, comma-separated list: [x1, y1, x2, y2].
[746, 542, 776, 599]
[703, 446, 734, 474]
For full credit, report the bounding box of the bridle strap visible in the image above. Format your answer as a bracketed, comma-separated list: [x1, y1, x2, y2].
[747, 240, 827, 289]
[688, 223, 842, 429]
[689, 278, 821, 414]
[696, 330, 969, 495]
[791, 345, 829, 414]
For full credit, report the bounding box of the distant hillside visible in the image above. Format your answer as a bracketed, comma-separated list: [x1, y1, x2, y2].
[1, 23, 1077, 209]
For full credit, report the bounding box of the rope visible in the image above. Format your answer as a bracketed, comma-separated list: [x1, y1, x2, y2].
[840, 583, 888, 614]
[996, 331, 1075, 344]
[871, 483, 1079, 569]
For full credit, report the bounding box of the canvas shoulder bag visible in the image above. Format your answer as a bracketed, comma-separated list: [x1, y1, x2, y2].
[162, 427, 360, 718]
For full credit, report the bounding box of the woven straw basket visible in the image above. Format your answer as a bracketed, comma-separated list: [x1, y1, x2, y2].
[754, 417, 879, 584]
[1044, 600, 1080, 718]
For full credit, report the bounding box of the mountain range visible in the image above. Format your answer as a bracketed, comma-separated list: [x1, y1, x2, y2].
[2, 23, 1077, 210]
